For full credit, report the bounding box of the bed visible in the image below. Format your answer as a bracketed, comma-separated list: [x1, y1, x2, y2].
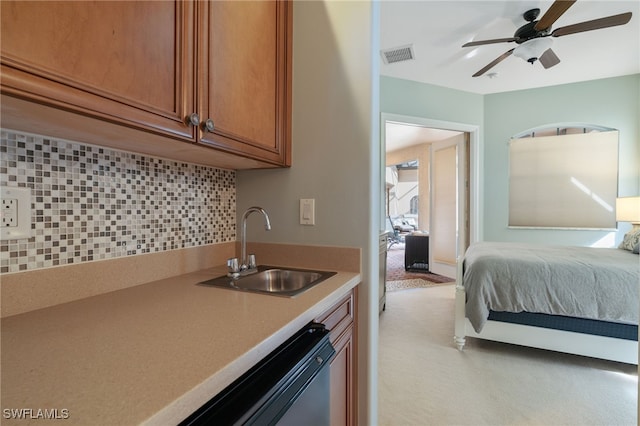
[454, 241, 640, 364]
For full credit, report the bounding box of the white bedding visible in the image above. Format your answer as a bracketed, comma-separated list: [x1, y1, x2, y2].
[463, 242, 640, 332]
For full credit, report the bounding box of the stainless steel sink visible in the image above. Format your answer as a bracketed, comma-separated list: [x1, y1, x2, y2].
[198, 266, 336, 297]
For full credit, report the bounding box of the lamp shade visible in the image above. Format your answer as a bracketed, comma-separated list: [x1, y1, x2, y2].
[616, 196, 640, 223]
[513, 38, 553, 62]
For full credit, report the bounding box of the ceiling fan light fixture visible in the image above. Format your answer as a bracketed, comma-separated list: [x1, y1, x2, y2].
[513, 38, 553, 64]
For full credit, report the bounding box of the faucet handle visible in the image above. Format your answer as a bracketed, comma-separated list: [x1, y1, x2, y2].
[227, 258, 240, 273]
[247, 254, 256, 269]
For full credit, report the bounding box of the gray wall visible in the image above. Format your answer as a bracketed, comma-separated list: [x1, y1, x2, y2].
[236, 2, 379, 423]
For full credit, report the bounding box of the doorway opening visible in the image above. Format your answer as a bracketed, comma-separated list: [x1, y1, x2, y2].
[381, 113, 480, 286]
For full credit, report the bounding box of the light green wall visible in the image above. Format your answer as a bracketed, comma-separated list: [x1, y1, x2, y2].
[485, 74, 640, 246]
[380, 76, 484, 126]
[236, 2, 379, 423]
[381, 74, 640, 247]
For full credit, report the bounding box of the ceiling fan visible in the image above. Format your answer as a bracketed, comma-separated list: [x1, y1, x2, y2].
[462, 0, 632, 77]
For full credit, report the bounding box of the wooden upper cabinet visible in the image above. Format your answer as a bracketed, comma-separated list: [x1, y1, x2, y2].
[0, 0, 292, 168]
[0, 1, 196, 141]
[198, 0, 292, 166]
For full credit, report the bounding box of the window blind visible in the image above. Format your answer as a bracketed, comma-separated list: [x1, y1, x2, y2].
[508, 130, 618, 229]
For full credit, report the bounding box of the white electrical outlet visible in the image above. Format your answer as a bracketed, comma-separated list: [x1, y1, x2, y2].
[0, 187, 32, 240]
[2, 199, 18, 227]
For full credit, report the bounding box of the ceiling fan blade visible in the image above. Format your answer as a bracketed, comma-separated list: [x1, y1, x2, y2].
[462, 37, 518, 48]
[539, 48, 561, 69]
[552, 12, 632, 37]
[535, 0, 577, 31]
[472, 49, 514, 77]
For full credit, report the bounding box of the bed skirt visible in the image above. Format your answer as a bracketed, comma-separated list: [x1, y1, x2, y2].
[488, 310, 638, 341]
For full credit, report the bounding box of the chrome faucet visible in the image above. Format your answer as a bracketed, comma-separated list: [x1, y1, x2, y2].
[238, 206, 271, 274]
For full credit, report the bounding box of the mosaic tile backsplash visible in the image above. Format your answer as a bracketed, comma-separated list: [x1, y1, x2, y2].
[0, 130, 236, 273]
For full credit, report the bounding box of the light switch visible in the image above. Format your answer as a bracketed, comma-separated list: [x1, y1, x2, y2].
[300, 198, 315, 225]
[0, 186, 32, 240]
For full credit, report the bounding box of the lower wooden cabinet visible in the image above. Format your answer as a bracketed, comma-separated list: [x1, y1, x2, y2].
[315, 288, 357, 426]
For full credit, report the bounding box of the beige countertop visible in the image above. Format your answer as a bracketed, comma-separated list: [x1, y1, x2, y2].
[1, 263, 360, 425]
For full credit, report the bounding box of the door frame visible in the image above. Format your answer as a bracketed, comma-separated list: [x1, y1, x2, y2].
[381, 112, 482, 268]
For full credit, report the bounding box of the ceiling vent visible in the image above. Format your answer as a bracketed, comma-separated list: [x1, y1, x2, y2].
[381, 44, 415, 65]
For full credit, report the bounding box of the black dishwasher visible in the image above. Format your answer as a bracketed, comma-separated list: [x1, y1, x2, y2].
[179, 322, 335, 426]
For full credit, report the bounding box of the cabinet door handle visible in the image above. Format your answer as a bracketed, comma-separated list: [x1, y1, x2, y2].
[203, 118, 215, 133]
[186, 113, 200, 127]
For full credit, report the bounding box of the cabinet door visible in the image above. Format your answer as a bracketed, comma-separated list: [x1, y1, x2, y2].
[198, 0, 291, 166]
[1, 1, 195, 140]
[329, 325, 355, 426]
[315, 291, 357, 426]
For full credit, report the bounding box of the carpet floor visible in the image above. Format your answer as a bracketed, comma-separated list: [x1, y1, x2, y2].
[386, 243, 454, 290]
[379, 285, 637, 426]
[386, 279, 443, 292]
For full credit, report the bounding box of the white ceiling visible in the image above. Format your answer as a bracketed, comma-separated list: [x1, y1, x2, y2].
[385, 121, 462, 152]
[380, 0, 640, 95]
